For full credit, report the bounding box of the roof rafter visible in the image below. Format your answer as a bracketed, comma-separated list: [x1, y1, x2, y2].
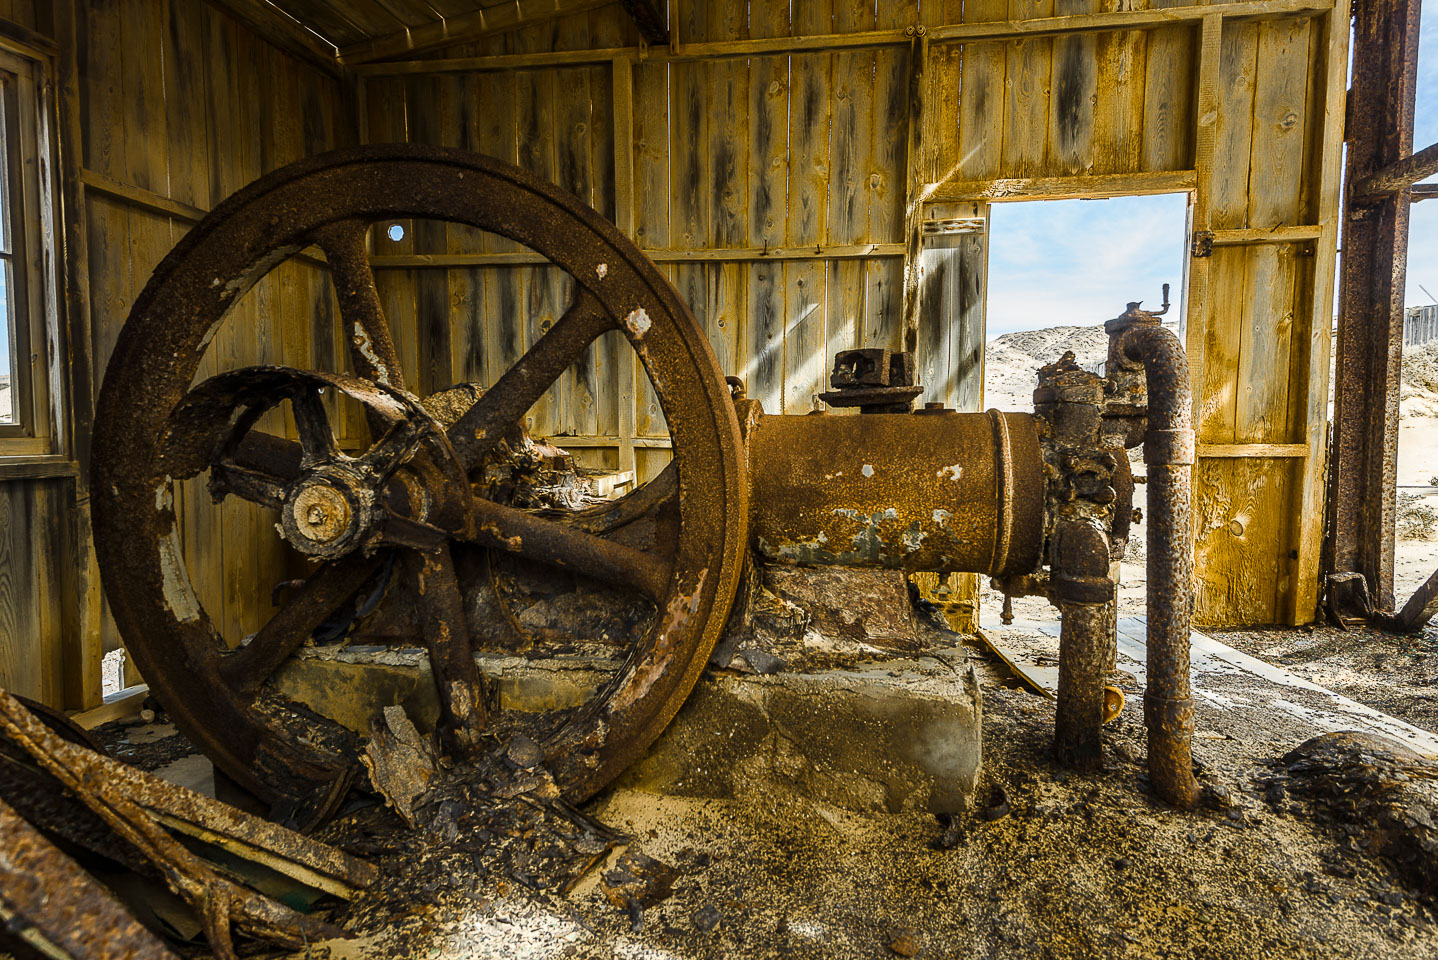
[338, 0, 616, 64]
[617, 0, 667, 45]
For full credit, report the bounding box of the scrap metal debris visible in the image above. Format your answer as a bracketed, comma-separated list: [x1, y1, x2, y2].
[361, 704, 439, 827]
[0, 687, 375, 958]
[1270, 731, 1438, 898]
[328, 717, 627, 939]
[599, 850, 680, 914]
[0, 795, 181, 960]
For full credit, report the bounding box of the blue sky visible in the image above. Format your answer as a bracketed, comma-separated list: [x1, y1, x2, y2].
[988, 1, 1438, 337]
[1410, 0, 1438, 307]
[986, 193, 1189, 336]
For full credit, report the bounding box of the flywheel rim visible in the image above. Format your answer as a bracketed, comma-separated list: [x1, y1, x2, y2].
[92, 144, 748, 813]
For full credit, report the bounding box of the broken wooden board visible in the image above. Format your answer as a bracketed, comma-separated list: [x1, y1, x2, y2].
[982, 617, 1438, 758]
[973, 627, 1056, 699]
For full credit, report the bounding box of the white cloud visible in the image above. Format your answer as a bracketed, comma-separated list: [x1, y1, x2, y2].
[985, 193, 1189, 336]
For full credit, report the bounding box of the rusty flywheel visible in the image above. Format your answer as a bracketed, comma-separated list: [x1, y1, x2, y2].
[91, 145, 748, 820]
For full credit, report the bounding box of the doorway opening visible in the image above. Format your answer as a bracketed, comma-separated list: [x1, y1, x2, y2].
[982, 193, 1191, 412]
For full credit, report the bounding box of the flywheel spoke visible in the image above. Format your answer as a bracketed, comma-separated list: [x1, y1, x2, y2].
[464, 495, 671, 602]
[407, 547, 488, 754]
[313, 219, 408, 391]
[231, 430, 303, 481]
[358, 418, 422, 478]
[209, 462, 288, 510]
[447, 287, 614, 470]
[219, 554, 382, 696]
[291, 387, 343, 465]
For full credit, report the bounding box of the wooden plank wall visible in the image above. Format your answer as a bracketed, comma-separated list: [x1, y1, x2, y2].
[359, 0, 1343, 628]
[0, 0, 1352, 708]
[0, 4, 67, 704]
[72, 0, 351, 672]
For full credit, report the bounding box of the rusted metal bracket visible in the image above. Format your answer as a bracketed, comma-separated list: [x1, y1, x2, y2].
[1351, 140, 1438, 199]
[1189, 230, 1214, 258]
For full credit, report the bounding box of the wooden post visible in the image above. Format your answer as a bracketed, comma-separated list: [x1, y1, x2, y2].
[1182, 14, 1223, 426]
[900, 32, 928, 355]
[54, 0, 104, 711]
[1327, 0, 1422, 613]
[612, 55, 637, 479]
[1287, 0, 1352, 623]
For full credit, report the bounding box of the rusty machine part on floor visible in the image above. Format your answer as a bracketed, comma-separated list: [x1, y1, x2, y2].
[0, 685, 376, 959]
[90, 144, 1199, 827]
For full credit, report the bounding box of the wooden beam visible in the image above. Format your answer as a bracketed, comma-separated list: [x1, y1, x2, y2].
[0, 458, 80, 480]
[338, 0, 615, 65]
[205, 0, 342, 77]
[1353, 140, 1438, 198]
[1197, 443, 1309, 458]
[55, 0, 103, 712]
[612, 56, 637, 480]
[1209, 225, 1323, 245]
[924, 170, 1197, 203]
[80, 169, 328, 269]
[900, 35, 928, 355]
[1290, 0, 1353, 625]
[70, 684, 149, 729]
[618, 0, 668, 45]
[541, 435, 672, 449]
[79, 168, 208, 224]
[1183, 15, 1223, 431]
[1413, 183, 1438, 202]
[355, 0, 1332, 75]
[367, 242, 908, 269]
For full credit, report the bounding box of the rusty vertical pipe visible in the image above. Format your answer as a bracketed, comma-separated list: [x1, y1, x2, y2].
[1056, 597, 1110, 770]
[1116, 323, 1200, 809]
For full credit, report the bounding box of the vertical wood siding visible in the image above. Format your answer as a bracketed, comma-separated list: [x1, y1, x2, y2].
[0, 0, 1350, 702]
[356, 2, 1341, 628]
[71, 0, 351, 672]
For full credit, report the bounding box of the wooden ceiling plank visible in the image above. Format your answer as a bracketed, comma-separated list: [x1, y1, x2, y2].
[207, 0, 343, 75]
[327, 0, 411, 37]
[276, 0, 374, 47]
[339, 0, 615, 63]
[424, 0, 490, 15]
[370, 0, 450, 28]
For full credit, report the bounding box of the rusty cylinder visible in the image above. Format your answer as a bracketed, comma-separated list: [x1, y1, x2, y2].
[747, 410, 1045, 578]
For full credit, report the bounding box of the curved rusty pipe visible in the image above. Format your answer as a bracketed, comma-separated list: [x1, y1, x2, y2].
[1114, 322, 1200, 809]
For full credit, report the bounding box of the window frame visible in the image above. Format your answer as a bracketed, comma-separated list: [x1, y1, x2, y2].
[0, 40, 60, 458]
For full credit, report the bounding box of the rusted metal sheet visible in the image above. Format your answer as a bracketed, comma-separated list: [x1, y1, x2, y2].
[1327, 0, 1424, 615]
[748, 411, 1045, 576]
[0, 796, 179, 960]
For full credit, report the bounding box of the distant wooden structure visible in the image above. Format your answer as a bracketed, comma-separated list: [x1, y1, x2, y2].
[0, 0, 1354, 707]
[1406, 305, 1438, 348]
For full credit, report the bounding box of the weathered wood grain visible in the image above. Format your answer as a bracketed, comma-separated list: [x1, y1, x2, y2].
[745, 0, 790, 413]
[783, 0, 833, 415]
